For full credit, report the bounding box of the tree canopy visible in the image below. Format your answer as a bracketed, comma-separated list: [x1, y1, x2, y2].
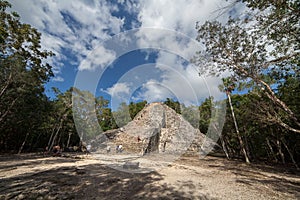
[193, 0, 300, 133]
[0, 1, 54, 152]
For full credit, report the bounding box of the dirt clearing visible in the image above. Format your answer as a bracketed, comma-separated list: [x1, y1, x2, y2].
[0, 153, 299, 200]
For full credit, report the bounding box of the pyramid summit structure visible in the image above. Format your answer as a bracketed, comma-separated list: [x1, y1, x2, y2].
[91, 102, 217, 156]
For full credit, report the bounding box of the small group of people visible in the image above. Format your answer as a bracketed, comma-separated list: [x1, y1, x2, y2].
[116, 144, 123, 153]
[44, 143, 93, 156]
[52, 145, 62, 156]
[106, 144, 123, 153]
[43, 145, 61, 156]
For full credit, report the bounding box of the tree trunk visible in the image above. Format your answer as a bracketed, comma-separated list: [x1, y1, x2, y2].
[57, 131, 62, 146]
[32, 131, 43, 150]
[282, 138, 299, 169]
[258, 79, 300, 129]
[66, 132, 72, 148]
[243, 134, 252, 160]
[233, 66, 300, 133]
[47, 124, 57, 148]
[220, 134, 230, 159]
[0, 70, 12, 98]
[0, 96, 19, 123]
[49, 118, 64, 151]
[227, 93, 250, 163]
[18, 131, 30, 154]
[212, 122, 230, 159]
[266, 137, 278, 162]
[276, 139, 285, 164]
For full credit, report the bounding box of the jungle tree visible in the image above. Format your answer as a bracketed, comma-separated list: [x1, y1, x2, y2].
[0, 1, 53, 152]
[194, 0, 300, 133]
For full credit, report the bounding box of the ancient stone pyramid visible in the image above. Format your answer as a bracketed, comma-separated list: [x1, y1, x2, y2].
[92, 102, 216, 156]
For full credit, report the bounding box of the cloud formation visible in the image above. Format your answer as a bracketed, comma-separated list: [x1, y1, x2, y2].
[104, 82, 131, 98]
[10, 0, 237, 104]
[9, 0, 124, 76]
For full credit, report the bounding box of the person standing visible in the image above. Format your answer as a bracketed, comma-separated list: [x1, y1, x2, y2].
[86, 144, 91, 154]
[106, 145, 111, 153]
[119, 144, 123, 153]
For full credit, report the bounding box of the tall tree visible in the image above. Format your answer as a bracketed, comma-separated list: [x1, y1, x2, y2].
[47, 87, 76, 150]
[96, 96, 117, 131]
[220, 78, 250, 163]
[0, 1, 53, 152]
[194, 0, 300, 133]
[72, 88, 102, 143]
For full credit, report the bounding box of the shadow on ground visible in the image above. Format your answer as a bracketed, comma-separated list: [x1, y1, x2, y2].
[183, 156, 300, 199]
[0, 156, 215, 200]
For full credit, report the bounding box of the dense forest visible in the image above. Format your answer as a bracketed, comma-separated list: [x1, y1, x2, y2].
[0, 0, 299, 168]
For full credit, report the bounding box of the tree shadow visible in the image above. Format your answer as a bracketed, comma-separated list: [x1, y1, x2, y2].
[0, 153, 44, 162]
[0, 154, 77, 172]
[235, 175, 300, 198]
[203, 157, 300, 198]
[0, 157, 216, 200]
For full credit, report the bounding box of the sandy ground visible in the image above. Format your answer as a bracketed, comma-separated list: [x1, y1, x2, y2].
[0, 153, 299, 200]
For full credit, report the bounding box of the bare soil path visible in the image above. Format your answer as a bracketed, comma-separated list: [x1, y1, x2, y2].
[0, 153, 299, 200]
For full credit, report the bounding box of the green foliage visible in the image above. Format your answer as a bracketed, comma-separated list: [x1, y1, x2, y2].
[110, 101, 148, 128]
[198, 97, 214, 134]
[194, 0, 299, 164]
[217, 89, 300, 163]
[99, 107, 117, 131]
[72, 88, 109, 141]
[181, 104, 200, 129]
[242, 0, 299, 56]
[129, 101, 147, 119]
[95, 95, 117, 131]
[113, 102, 131, 127]
[49, 87, 78, 148]
[164, 98, 181, 114]
[278, 76, 300, 119]
[0, 1, 53, 152]
[194, 0, 300, 133]
[48, 87, 115, 148]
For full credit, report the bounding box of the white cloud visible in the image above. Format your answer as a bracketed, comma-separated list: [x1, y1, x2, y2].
[132, 0, 238, 61]
[52, 76, 64, 82]
[135, 28, 199, 59]
[79, 46, 116, 71]
[138, 0, 229, 36]
[9, 0, 242, 104]
[119, 0, 141, 18]
[9, 0, 124, 73]
[9, 0, 236, 74]
[134, 80, 174, 103]
[129, 0, 234, 105]
[127, 63, 224, 106]
[101, 55, 224, 106]
[104, 82, 131, 97]
[154, 53, 224, 105]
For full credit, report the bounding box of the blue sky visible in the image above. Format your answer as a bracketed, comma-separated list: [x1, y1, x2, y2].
[9, 0, 244, 108]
